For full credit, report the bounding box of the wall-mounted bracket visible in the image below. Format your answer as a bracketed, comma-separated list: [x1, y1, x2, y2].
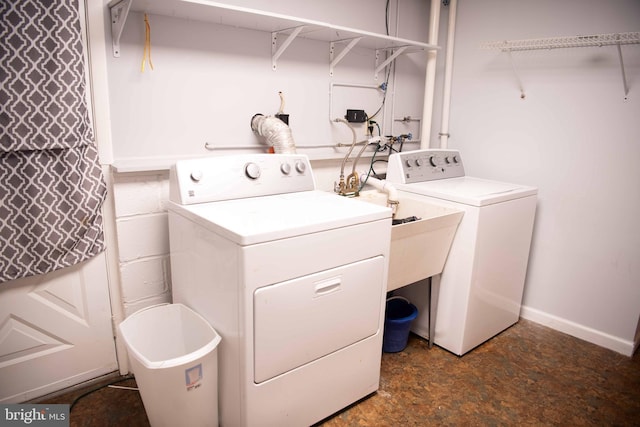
[109, 0, 132, 57]
[616, 42, 630, 100]
[329, 37, 362, 76]
[506, 50, 526, 99]
[374, 46, 409, 80]
[272, 26, 305, 71]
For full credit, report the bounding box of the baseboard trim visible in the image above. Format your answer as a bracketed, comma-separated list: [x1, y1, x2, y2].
[520, 306, 635, 357]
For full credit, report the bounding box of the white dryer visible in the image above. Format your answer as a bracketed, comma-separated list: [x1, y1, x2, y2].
[386, 149, 537, 356]
[167, 154, 391, 426]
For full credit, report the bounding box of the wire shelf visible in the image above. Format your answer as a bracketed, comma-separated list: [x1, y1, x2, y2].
[481, 32, 639, 99]
[482, 32, 640, 51]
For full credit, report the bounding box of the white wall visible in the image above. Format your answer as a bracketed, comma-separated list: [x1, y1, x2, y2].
[105, 0, 430, 163]
[100, 0, 434, 316]
[96, 0, 640, 355]
[112, 171, 172, 315]
[447, 0, 640, 355]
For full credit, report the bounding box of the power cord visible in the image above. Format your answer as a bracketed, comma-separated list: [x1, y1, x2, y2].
[70, 374, 137, 412]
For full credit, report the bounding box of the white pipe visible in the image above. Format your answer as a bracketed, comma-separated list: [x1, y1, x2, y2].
[360, 173, 399, 216]
[420, 0, 441, 149]
[439, 0, 457, 149]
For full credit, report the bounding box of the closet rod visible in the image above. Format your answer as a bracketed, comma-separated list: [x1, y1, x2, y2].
[482, 32, 639, 51]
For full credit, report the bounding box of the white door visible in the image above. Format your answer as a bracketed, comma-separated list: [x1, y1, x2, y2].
[0, 253, 117, 403]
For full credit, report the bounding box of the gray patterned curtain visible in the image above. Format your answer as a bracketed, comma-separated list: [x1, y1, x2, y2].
[0, 0, 107, 283]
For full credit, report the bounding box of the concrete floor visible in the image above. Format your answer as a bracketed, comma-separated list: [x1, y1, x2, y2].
[39, 319, 640, 426]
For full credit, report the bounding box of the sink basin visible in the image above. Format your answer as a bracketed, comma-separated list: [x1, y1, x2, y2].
[357, 190, 464, 291]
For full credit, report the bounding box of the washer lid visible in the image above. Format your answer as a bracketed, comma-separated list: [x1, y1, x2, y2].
[168, 190, 391, 245]
[396, 176, 537, 206]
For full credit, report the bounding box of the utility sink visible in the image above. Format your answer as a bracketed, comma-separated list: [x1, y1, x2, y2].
[357, 190, 464, 291]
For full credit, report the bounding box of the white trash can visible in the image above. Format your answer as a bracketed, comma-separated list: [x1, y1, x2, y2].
[119, 303, 221, 427]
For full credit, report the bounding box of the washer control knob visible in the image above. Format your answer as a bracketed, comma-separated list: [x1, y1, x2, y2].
[245, 162, 261, 180]
[295, 161, 306, 174]
[280, 162, 292, 175]
[452, 155, 459, 163]
[405, 159, 412, 168]
[415, 158, 423, 167]
[429, 156, 438, 167]
[190, 170, 203, 182]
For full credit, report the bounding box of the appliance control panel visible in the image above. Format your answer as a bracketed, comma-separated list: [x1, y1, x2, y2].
[386, 149, 465, 184]
[169, 154, 316, 204]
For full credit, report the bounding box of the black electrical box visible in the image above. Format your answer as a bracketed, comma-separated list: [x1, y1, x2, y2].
[275, 113, 289, 125]
[345, 109, 367, 123]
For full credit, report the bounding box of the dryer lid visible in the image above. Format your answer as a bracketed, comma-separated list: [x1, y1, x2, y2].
[168, 190, 391, 245]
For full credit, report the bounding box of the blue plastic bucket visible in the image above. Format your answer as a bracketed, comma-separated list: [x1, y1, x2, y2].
[383, 296, 418, 353]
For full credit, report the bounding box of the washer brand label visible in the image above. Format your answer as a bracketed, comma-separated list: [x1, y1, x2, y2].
[1, 404, 69, 426]
[185, 364, 203, 391]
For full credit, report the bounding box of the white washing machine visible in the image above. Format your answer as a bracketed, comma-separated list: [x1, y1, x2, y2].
[167, 154, 392, 426]
[386, 149, 537, 356]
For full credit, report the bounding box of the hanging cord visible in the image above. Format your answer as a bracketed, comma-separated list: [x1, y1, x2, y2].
[358, 122, 385, 191]
[368, 67, 391, 121]
[385, 0, 390, 35]
[70, 375, 136, 412]
[371, 0, 392, 121]
[358, 144, 379, 192]
[141, 14, 154, 72]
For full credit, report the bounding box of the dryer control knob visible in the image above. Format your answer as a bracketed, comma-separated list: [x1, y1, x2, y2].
[295, 161, 306, 174]
[245, 162, 261, 180]
[280, 162, 292, 175]
[429, 156, 438, 167]
[190, 170, 203, 182]
[415, 158, 423, 167]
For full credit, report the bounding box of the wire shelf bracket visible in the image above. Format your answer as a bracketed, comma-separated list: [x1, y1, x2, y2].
[482, 32, 640, 100]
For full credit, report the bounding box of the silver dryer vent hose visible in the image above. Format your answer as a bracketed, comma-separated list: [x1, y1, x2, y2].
[251, 114, 297, 154]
